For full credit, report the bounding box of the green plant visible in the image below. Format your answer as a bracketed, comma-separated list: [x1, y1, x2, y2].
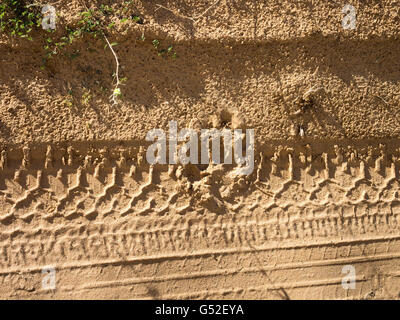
[0, 0, 42, 40]
[41, 5, 131, 107]
[132, 15, 143, 24]
[2, 1, 177, 109]
[152, 39, 177, 59]
[79, 10, 101, 35]
[152, 39, 160, 48]
[81, 88, 92, 106]
[62, 96, 73, 108]
[99, 4, 113, 15]
[44, 9, 104, 59]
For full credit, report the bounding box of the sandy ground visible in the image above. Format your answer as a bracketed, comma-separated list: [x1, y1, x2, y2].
[0, 0, 400, 299]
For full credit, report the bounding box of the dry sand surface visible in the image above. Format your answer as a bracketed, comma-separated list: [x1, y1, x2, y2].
[1, 0, 400, 299]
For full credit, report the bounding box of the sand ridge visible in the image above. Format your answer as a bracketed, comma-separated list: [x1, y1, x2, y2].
[0, 140, 399, 298]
